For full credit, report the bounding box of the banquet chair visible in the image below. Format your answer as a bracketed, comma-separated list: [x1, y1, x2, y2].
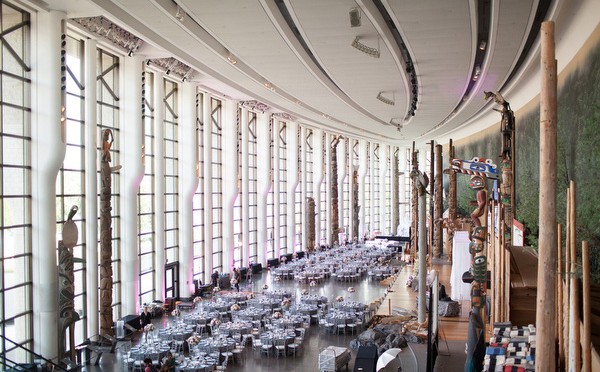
[336, 319, 346, 335]
[232, 341, 245, 363]
[215, 354, 229, 371]
[287, 337, 301, 357]
[274, 338, 287, 358]
[260, 340, 273, 357]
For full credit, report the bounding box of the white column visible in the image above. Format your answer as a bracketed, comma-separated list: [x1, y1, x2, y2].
[418, 189, 427, 322]
[380, 146, 389, 234]
[178, 82, 199, 297]
[240, 108, 250, 266]
[84, 38, 99, 338]
[300, 126, 308, 252]
[202, 95, 213, 284]
[369, 143, 375, 234]
[31, 10, 66, 360]
[324, 133, 332, 245]
[272, 118, 281, 257]
[348, 139, 356, 240]
[312, 129, 324, 245]
[286, 121, 299, 253]
[358, 140, 368, 239]
[256, 112, 271, 266]
[153, 72, 166, 299]
[221, 100, 238, 274]
[120, 55, 144, 315]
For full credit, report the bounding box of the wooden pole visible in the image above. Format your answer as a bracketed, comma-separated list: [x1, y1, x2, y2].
[556, 223, 564, 369]
[447, 140, 456, 262]
[582, 240, 591, 372]
[535, 21, 557, 372]
[434, 144, 443, 258]
[568, 182, 580, 372]
[564, 188, 571, 372]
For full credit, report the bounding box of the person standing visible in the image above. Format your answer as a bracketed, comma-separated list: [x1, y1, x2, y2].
[140, 307, 152, 329]
[233, 268, 241, 292]
[211, 270, 219, 288]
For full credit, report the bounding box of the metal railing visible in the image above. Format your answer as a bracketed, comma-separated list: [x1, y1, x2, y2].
[0, 334, 67, 371]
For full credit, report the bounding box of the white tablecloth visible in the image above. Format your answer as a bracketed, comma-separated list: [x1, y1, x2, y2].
[450, 231, 471, 301]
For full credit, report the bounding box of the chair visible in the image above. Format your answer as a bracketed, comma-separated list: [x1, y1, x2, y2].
[287, 338, 301, 357]
[232, 341, 245, 363]
[215, 354, 229, 371]
[336, 319, 346, 335]
[274, 338, 287, 358]
[260, 339, 273, 357]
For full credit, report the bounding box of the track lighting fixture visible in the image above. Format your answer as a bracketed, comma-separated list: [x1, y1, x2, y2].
[351, 36, 380, 58]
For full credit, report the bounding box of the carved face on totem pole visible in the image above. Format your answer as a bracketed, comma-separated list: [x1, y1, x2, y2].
[469, 175, 486, 191]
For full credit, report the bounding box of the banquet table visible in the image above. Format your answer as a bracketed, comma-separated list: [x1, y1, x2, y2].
[269, 314, 305, 329]
[262, 290, 291, 299]
[197, 336, 236, 354]
[129, 342, 170, 362]
[299, 294, 328, 306]
[259, 329, 296, 350]
[158, 324, 195, 342]
[233, 307, 268, 321]
[175, 355, 218, 372]
[335, 300, 366, 313]
[217, 320, 252, 337]
[291, 303, 318, 316]
[183, 311, 219, 327]
[250, 297, 282, 310]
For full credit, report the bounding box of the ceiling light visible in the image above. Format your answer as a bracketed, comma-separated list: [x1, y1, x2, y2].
[479, 41, 487, 50]
[349, 7, 361, 28]
[473, 65, 481, 81]
[227, 53, 237, 65]
[264, 81, 275, 91]
[175, 6, 186, 22]
[351, 36, 380, 58]
[376, 91, 395, 106]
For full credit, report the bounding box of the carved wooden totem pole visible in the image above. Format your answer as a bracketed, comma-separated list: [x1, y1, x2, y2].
[444, 140, 457, 261]
[410, 147, 419, 254]
[450, 156, 498, 369]
[58, 205, 78, 362]
[330, 136, 341, 245]
[434, 144, 443, 258]
[99, 129, 121, 337]
[391, 149, 399, 235]
[306, 196, 316, 254]
[485, 91, 515, 252]
[351, 168, 359, 241]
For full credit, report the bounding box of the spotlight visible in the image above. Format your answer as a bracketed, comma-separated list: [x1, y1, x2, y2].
[146, 60, 151, 66]
[376, 91, 395, 106]
[351, 36, 380, 58]
[349, 7, 361, 27]
[227, 53, 237, 65]
[479, 41, 487, 50]
[128, 49, 133, 57]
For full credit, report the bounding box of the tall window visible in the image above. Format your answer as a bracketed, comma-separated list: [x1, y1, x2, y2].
[373, 145, 380, 232]
[138, 69, 155, 306]
[294, 126, 302, 251]
[384, 148, 392, 233]
[192, 91, 204, 281]
[342, 138, 350, 236]
[233, 109, 243, 268]
[96, 48, 121, 319]
[0, 2, 32, 360]
[247, 112, 258, 263]
[364, 143, 371, 236]
[278, 123, 287, 253]
[163, 79, 179, 265]
[210, 98, 223, 270]
[266, 119, 274, 259]
[56, 33, 86, 344]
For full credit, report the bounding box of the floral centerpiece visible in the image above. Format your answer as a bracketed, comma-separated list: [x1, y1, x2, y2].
[336, 296, 344, 302]
[301, 289, 309, 296]
[347, 287, 355, 293]
[262, 284, 269, 290]
[273, 311, 283, 319]
[274, 275, 281, 282]
[187, 335, 201, 346]
[281, 298, 291, 308]
[230, 303, 241, 312]
[171, 308, 180, 317]
[210, 318, 221, 328]
[193, 296, 202, 304]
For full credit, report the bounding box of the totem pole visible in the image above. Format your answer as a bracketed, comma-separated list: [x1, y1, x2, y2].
[410, 167, 429, 323]
[330, 136, 341, 245]
[410, 145, 419, 257]
[306, 197, 316, 254]
[99, 129, 121, 337]
[449, 157, 498, 371]
[434, 144, 443, 258]
[351, 168, 359, 241]
[484, 91, 515, 252]
[58, 206, 79, 362]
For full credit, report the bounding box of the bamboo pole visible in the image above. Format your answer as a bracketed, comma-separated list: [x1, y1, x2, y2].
[535, 21, 557, 372]
[568, 181, 580, 372]
[556, 223, 564, 370]
[582, 240, 591, 372]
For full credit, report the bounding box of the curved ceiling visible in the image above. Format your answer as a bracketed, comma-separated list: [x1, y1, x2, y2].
[54, 0, 552, 145]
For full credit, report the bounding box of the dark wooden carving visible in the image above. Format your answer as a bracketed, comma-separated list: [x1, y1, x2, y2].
[306, 197, 316, 254]
[58, 206, 78, 362]
[352, 168, 359, 240]
[99, 129, 121, 337]
[330, 136, 341, 245]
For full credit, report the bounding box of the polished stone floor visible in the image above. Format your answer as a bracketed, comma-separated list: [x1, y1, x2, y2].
[82, 260, 466, 371]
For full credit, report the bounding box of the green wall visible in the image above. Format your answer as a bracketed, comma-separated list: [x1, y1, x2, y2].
[452, 29, 600, 281]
